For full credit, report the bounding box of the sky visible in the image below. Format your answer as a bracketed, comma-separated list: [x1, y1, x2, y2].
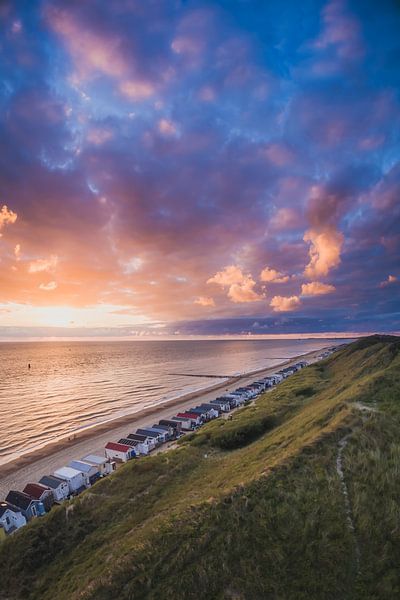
[0, 0, 399, 338]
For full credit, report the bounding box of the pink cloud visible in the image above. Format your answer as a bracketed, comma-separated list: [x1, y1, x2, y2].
[380, 275, 397, 287]
[263, 143, 294, 167]
[303, 227, 344, 278]
[28, 255, 58, 273]
[270, 295, 301, 312]
[194, 296, 215, 307]
[207, 265, 263, 303]
[207, 265, 246, 286]
[358, 135, 385, 151]
[119, 80, 155, 100]
[312, 0, 365, 64]
[260, 267, 289, 283]
[47, 8, 127, 80]
[269, 207, 300, 230]
[86, 127, 114, 145]
[158, 118, 178, 136]
[47, 7, 157, 102]
[0, 205, 17, 236]
[39, 281, 57, 291]
[198, 86, 216, 102]
[301, 281, 336, 296]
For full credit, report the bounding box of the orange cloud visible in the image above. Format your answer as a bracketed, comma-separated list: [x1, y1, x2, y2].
[303, 227, 344, 278]
[208, 265, 245, 286]
[260, 266, 289, 283]
[194, 296, 215, 307]
[301, 281, 336, 296]
[380, 274, 397, 287]
[227, 280, 261, 303]
[28, 255, 58, 273]
[207, 265, 263, 303]
[39, 281, 58, 291]
[270, 295, 301, 312]
[0, 205, 17, 236]
[14, 244, 21, 260]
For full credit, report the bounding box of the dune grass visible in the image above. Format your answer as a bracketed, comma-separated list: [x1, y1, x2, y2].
[0, 335, 399, 600]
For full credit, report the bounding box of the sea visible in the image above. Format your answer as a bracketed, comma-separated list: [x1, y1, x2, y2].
[0, 338, 340, 467]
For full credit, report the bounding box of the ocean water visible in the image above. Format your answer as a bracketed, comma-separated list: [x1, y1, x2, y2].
[0, 338, 336, 467]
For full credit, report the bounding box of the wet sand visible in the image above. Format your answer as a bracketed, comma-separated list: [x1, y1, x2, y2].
[0, 347, 329, 497]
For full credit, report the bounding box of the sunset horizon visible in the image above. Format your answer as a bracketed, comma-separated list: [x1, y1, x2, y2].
[0, 0, 399, 338]
[1, 2, 400, 597]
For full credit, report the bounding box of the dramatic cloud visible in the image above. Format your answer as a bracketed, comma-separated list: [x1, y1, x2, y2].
[0, 0, 399, 334]
[301, 282, 336, 296]
[270, 295, 301, 312]
[260, 267, 289, 284]
[208, 266, 263, 303]
[303, 228, 344, 278]
[208, 265, 250, 287]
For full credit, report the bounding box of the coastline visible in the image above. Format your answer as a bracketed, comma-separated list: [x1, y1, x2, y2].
[0, 346, 332, 496]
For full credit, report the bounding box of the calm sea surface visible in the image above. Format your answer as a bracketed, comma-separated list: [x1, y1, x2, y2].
[0, 338, 337, 467]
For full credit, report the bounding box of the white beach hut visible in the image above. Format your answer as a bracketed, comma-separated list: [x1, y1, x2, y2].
[54, 466, 87, 494]
[81, 454, 114, 476]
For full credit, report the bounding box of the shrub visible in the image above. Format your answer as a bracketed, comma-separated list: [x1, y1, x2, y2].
[211, 415, 277, 450]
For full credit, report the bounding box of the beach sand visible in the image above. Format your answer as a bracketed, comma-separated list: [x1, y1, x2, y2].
[0, 347, 328, 497]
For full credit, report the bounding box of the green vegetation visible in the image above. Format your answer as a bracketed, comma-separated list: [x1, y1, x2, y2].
[1, 335, 399, 600]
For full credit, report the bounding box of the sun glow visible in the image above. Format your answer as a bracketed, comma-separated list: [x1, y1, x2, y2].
[0, 303, 151, 328]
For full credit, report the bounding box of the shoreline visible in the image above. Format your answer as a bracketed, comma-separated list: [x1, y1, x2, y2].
[0, 346, 333, 495]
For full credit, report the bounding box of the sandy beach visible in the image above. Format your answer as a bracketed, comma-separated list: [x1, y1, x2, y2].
[0, 347, 329, 498]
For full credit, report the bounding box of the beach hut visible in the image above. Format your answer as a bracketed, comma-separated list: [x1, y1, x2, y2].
[117, 438, 143, 456]
[68, 460, 101, 485]
[0, 502, 27, 534]
[146, 426, 169, 443]
[171, 415, 194, 431]
[215, 395, 238, 409]
[186, 406, 208, 420]
[136, 428, 163, 445]
[197, 404, 221, 417]
[154, 422, 175, 438]
[210, 398, 231, 412]
[81, 454, 115, 476]
[198, 404, 220, 418]
[176, 412, 202, 426]
[38, 475, 70, 502]
[5, 491, 45, 520]
[104, 441, 133, 463]
[225, 392, 246, 406]
[158, 419, 182, 436]
[53, 466, 87, 494]
[127, 433, 157, 451]
[23, 483, 54, 512]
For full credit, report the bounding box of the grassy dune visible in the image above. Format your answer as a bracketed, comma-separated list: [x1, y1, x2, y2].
[1, 335, 399, 600]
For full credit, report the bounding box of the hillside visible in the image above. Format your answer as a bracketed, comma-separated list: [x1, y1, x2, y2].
[1, 335, 399, 600]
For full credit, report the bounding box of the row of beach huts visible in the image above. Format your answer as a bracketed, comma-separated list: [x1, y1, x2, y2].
[1, 354, 333, 539]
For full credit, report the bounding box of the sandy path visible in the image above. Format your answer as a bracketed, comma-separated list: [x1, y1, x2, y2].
[0, 347, 328, 498]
